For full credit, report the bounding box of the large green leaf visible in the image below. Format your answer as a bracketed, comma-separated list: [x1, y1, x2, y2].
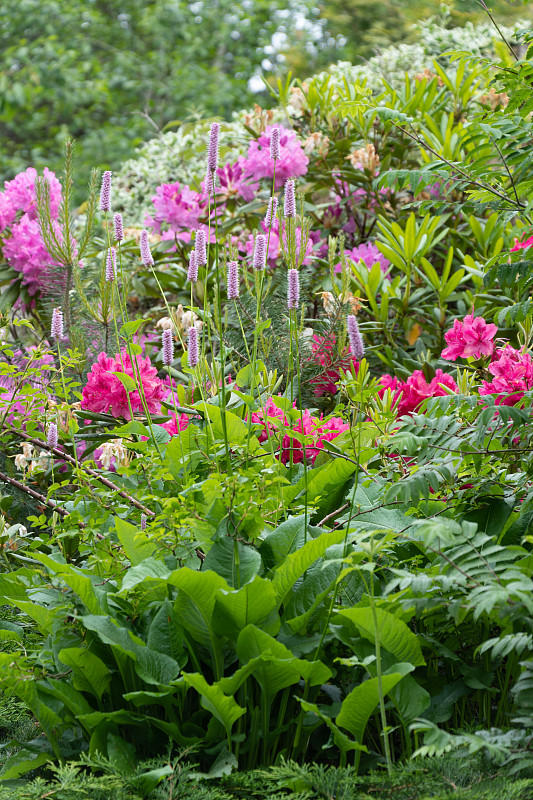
[389, 674, 431, 722]
[260, 515, 324, 570]
[284, 458, 357, 518]
[80, 615, 179, 685]
[202, 538, 261, 588]
[336, 607, 425, 666]
[33, 554, 107, 615]
[272, 529, 348, 608]
[199, 403, 262, 453]
[115, 517, 157, 566]
[286, 562, 340, 635]
[168, 568, 228, 679]
[147, 599, 188, 669]
[236, 625, 331, 695]
[213, 576, 279, 638]
[9, 599, 65, 635]
[118, 558, 170, 594]
[297, 699, 367, 759]
[58, 647, 111, 701]
[337, 663, 414, 743]
[0, 739, 54, 780]
[182, 673, 245, 739]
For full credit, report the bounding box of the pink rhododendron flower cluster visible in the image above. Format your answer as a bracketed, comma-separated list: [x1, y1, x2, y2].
[0, 167, 64, 296]
[161, 411, 190, 436]
[146, 181, 206, 234]
[251, 398, 349, 464]
[215, 159, 259, 202]
[379, 369, 457, 417]
[2, 216, 63, 296]
[0, 167, 62, 230]
[480, 346, 533, 406]
[441, 314, 497, 361]
[81, 349, 166, 419]
[242, 125, 309, 189]
[310, 334, 359, 396]
[335, 242, 390, 276]
[510, 235, 533, 252]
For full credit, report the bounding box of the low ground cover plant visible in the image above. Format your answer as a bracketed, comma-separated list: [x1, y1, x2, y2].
[1, 9, 533, 796]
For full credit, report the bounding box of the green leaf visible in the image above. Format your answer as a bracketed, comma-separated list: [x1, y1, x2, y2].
[119, 558, 170, 594]
[111, 371, 137, 393]
[336, 663, 414, 742]
[297, 699, 367, 758]
[115, 517, 157, 566]
[80, 615, 179, 685]
[272, 528, 348, 608]
[168, 568, 228, 679]
[336, 607, 425, 666]
[389, 674, 430, 722]
[120, 319, 145, 338]
[32, 554, 107, 615]
[58, 648, 111, 701]
[147, 599, 188, 669]
[213, 576, 280, 638]
[260, 515, 324, 569]
[202, 538, 262, 588]
[0, 741, 53, 780]
[182, 673, 245, 738]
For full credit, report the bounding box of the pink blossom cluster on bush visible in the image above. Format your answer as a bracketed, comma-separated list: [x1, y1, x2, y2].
[146, 181, 206, 235]
[441, 314, 497, 361]
[251, 398, 349, 464]
[480, 346, 533, 406]
[241, 125, 309, 189]
[378, 369, 457, 417]
[334, 242, 390, 276]
[0, 167, 64, 296]
[81, 349, 166, 419]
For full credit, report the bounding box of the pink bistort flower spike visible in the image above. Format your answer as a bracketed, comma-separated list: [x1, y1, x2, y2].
[188, 326, 199, 368]
[51, 308, 64, 340]
[227, 260, 239, 299]
[105, 247, 116, 282]
[188, 250, 198, 282]
[113, 213, 124, 242]
[265, 197, 278, 228]
[46, 422, 58, 449]
[270, 127, 281, 160]
[287, 269, 300, 310]
[253, 233, 267, 271]
[100, 171, 112, 212]
[284, 179, 296, 218]
[207, 122, 220, 172]
[441, 314, 497, 361]
[162, 329, 174, 366]
[195, 229, 207, 266]
[347, 315, 364, 359]
[140, 230, 154, 267]
[140, 513, 147, 530]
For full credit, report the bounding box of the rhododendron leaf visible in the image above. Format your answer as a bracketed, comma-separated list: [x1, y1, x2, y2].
[111, 371, 137, 393]
[111, 421, 151, 438]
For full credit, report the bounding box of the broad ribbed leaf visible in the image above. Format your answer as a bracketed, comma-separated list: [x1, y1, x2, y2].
[182, 672, 245, 736]
[115, 517, 157, 566]
[272, 529, 347, 607]
[336, 607, 425, 666]
[213, 576, 279, 637]
[58, 647, 111, 701]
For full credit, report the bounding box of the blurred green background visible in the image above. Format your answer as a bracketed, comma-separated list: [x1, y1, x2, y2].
[0, 0, 529, 197]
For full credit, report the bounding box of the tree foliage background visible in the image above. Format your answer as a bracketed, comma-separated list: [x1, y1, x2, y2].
[0, 0, 530, 197]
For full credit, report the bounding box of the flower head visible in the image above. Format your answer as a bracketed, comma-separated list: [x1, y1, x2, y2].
[511, 235, 533, 252]
[114, 213, 124, 242]
[441, 314, 497, 361]
[284, 179, 296, 218]
[253, 233, 267, 271]
[162, 328, 174, 366]
[140, 230, 154, 266]
[195, 229, 207, 266]
[270, 127, 281, 160]
[242, 125, 308, 190]
[148, 182, 205, 234]
[100, 171, 112, 212]
[207, 122, 221, 172]
[227, 260, 239, 299]
[335, 242, 390, 276]
[287, 269, 300, 310]
[46, 423, 58, 449]
[265, 197, 278, 228]
[187, 326, 199, 368]
[51, 308, 64, 340]
[105, 247, 116, 282]
[347, 315, 364, 359]
[81, 349, 166, 419]
[188, 250, 198, 282]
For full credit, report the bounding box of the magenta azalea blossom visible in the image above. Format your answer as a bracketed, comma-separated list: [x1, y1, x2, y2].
[215, 158, 259, 202]
[511, 235, 533, 252]
[81, 350, 166, 419]
[480, 346, 533, 405]
[242, 125, 308, 189]
[148, 182, 206, 234]
[378, 369, 457, 417]
[441, 315, 497, 361]
[335, 242, 390, 276]
[2, 214, 63, 296]
[0, 167, 62, 230]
